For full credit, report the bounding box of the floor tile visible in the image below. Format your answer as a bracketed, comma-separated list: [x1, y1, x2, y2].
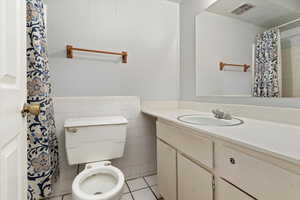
[62, 194, 72, 200]
[150, 185, 161, 199]
[123, 184, 130, 194]
[121, 193, 133, 200]
[127, 178, 148, 192]
[144, 174, 157, 186]
[132, 188, 157, 200]
[47, 196, 62, 200]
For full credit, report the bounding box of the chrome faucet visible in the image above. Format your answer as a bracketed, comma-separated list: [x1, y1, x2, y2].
[212, 109, 232, 120]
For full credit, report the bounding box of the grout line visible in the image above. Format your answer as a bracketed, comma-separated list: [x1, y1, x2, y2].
[143, 177, 149, 185]
[126, 172, 157, 182]
[124, 182, 131, 194]
[149, 186, 159, 200]
[129, 186, 149, 193]
[126, 177, 149, 193]
[130, 191, 135, 200]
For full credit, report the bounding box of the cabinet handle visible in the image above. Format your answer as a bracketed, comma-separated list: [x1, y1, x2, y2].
[229, 157, 236, 165]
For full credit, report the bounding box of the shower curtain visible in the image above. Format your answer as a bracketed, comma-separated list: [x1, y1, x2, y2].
[27, 0, 59, 199]
[253, 29, 282, 97]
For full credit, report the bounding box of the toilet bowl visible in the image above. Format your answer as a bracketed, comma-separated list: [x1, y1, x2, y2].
[72, 162, 125, 200]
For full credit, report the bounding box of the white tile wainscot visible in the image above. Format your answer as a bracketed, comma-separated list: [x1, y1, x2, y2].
[142, 102, 300, 200]
[51, 96, 157, 197]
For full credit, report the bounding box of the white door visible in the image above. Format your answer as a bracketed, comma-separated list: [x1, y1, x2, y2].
[0, 0, 27, 199]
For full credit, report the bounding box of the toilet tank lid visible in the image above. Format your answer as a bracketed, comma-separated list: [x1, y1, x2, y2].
[64, 116, 128, 128]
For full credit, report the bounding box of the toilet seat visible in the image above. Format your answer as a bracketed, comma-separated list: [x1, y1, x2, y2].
[72, 166, 125, 200]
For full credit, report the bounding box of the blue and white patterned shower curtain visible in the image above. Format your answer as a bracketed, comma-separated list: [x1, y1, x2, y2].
[27, 0, 59, 199]
[253, 29, 282, 97]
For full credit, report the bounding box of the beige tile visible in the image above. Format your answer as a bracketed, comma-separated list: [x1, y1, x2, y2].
[132, 188, 156, 200]
[121, 193, 133, 200]
[123, 184, 130, 194]
[144, 174, 157, 186]
[127, 178, 148, 192]
[151, 185, 162, 199]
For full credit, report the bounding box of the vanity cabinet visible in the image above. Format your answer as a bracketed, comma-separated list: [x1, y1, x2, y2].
[178, 153, 213, 200]
[157, 121, 213, 168]
[157, 139, 177, 200]
[157, 121, 214, 200]
[156, 120, 300, 200]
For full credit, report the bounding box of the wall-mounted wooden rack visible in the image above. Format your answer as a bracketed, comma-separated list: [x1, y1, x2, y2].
[66, 45, 128, 63]
[219, 62, 250, 72]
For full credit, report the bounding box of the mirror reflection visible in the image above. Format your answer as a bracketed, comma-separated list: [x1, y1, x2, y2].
[196, 0, 300, 97]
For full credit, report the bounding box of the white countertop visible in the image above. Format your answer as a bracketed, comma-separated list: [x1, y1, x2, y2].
[142, 107, 300, 166]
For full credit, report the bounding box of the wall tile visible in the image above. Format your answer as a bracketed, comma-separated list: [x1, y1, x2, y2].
[52, 96, 157, 196]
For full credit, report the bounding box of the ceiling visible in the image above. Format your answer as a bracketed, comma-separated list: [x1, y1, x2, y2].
[207, 0, 300, 28]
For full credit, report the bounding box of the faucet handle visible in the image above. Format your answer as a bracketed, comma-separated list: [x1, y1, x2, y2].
[212, 109, 223, 115]
[223, 113, 232, 120]
[212, 109, 232, 120]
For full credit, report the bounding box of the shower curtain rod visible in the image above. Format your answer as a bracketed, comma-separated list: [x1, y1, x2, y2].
[270, 17, 300, 30]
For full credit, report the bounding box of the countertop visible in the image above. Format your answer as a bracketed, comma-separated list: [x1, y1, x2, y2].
[142, 107, 300, 166]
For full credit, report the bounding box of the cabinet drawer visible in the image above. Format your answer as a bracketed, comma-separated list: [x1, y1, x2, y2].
[157, 121, 213, 168]
[216, 179, 255, 200]
[216, 145, 300, 200]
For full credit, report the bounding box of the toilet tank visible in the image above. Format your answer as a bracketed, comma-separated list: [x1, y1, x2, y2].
[64, 116, 128, 165]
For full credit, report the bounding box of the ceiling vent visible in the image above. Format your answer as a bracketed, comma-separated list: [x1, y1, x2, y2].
[231, 3, 255, 15]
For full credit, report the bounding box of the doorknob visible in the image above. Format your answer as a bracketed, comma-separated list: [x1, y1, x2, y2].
[21, 104, 40, 117]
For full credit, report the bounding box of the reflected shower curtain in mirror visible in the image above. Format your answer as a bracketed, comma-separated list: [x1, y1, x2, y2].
[27, 0, 59, 199]
[253, 29, 282, 97]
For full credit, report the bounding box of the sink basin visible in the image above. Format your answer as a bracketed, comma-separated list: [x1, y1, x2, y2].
[177, 114, 243, 126]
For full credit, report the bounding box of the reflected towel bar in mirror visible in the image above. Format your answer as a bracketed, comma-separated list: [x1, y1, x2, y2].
[66, 45, 128, 63]
[219, 62, 250, 72]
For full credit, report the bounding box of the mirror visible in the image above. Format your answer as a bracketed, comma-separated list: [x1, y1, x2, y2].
[196, 0, 300, 97]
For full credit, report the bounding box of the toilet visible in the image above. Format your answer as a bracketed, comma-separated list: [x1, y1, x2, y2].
[64, 116, 128, 200]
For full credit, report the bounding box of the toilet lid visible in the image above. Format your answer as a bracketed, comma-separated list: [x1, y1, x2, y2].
[73, 166, 124, 200]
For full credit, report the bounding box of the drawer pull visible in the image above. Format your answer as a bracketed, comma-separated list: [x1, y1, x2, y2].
[230, 157, 236, 165]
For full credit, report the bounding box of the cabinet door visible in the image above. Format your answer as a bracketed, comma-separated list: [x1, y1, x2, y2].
[178, 153, 213, 200]
[216, 179, 255, 200]
[157, 139, 177, 200]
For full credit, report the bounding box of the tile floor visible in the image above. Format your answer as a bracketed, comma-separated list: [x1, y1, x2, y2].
[48, 174, 162, 200]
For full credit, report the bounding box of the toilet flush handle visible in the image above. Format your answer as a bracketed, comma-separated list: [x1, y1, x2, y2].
[66, 127, 79, 133]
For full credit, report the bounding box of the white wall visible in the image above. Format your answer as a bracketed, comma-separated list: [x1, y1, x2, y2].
[281, 27, 300, 97]
[44, 0, 180, 197]
[52, 96, 157, 196]
[196, 12, 263, 96]
[179, 0, 300, 108]
[45, 0, 180, 100]
[180, 0, 217, 100]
